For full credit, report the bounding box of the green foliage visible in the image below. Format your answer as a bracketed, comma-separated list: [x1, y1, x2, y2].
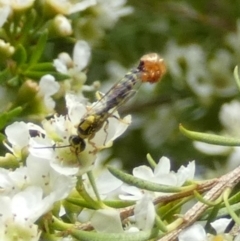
[0, 107, 22, 133]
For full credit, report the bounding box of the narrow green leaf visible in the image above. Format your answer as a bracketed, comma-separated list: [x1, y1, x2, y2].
[228, 191, 240, 204]
[12, 44, 27, 65]
[66, 198, 95, 209]
[7, 76, 20, 87]
[0, 133, 5, 142]
[71, 228, 159, 241]
[108, 166, 182, 193]
[204, 203, 221, 232]
[234, 66, 240, 92]
[27, 62, 55, 71]
[194, 190, 222, 206]
[0, 68, 11, 85]
[223, 188, 240, 225]
[0, 107, 22, 130]
[155, 215, 168, 232]
[28, 30, 48, 66]
[24, 70, 69, 81]
[179, 124, 240, 146]
[103, 199, 135, 208]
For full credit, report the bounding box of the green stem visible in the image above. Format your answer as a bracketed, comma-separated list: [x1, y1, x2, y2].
[76, 176, 103, 209]
[223, 188, 240, 225]
[87, 170, 102, 202]
[146, 153, 157, 168]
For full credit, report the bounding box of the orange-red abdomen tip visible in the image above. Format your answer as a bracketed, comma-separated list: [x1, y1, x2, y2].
[138, 53, 166, 83]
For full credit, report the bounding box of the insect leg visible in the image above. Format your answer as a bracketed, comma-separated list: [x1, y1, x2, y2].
[103, 119, 109, 146]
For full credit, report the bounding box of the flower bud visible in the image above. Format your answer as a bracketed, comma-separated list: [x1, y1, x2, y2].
[16, 80, 39, 104]
[51, 14, 72, 37]
[0, 40, 15, 57]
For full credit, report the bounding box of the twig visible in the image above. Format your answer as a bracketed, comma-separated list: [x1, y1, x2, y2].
[158, 165, 240, 241]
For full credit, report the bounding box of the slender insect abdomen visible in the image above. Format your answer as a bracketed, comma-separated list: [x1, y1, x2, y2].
[98, 69, 141, 113]
[97, 53, 166, 114]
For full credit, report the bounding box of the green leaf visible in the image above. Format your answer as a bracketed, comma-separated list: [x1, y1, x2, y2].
[0, 133, 5, 142]
[108, 166, 182, 193]
[24, 70, 69, 81]
[27, 62, 55, 71]
[71, 228, 159, 241]
[223, 188, 240, 225]
[0, 107, 22, 130]
[12, 44, 27, 65]
[0, 68, 11, 85]
[179, 124, 240, 146]
[234, 66, 240, 92]
[7, 76, 20, 87]
[103, 199, 135, 208]
[28, 30, 48, 66]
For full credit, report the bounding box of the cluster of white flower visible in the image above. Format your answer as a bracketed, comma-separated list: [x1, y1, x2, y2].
[2, 86, 131, 240]
[77, 156, 196, 233]
[0, 37, 133, 240]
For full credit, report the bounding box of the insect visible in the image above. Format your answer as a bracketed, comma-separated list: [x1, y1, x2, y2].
[76, 53, 166, 152]
[33, 53, 166, 156]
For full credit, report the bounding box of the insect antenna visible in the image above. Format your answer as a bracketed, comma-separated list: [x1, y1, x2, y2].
[33, 135, 86, 153]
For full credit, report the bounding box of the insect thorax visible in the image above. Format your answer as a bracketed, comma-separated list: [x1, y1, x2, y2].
[77, 114, 105, 138]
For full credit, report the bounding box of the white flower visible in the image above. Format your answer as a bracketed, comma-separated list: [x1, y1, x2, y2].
[120, 157, 195, 201]
[94, 0, 133, 29]
[54, 40, 91, 74]
[10, 0, 35, 11]
[178, 218, 232, 241]
[29, 114, 94, 176]
[53, 40, 91, 94]
[39, 74, 60, 111]
[84, 169, 123, 199]
[0, 154, 76, 201]
[219, 100, 240, 138]
[29, 93, 131, 175]
[4, 121, 43, 160]
[178, 224, 207, 241]
[119, 186, 144, 201]
[26, 155, 76, 199]
[138, 156, 194, 185]
[210, 218, 231, 234]
[0, 154, 75, 237]
[193, 141, 231, 156]
[0, 0, 34, 23]
[43, 0, 96, 15]
[72, 40, 91, 72]
[0, 5, 11, 27]
[0, 195, 41, 241]
[227, 147, 240, 171]
[91, 209, 123, 233]
[134, 194, 155, 231]
[89, 195, 155, 233]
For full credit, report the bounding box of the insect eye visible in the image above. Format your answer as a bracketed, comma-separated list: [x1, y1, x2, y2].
[69, 135, 86, 152]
